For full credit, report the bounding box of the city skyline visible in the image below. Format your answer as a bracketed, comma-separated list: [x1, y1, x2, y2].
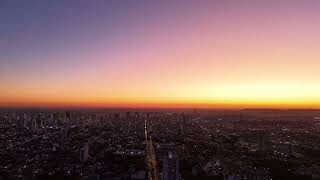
[1, 1, 320, 108]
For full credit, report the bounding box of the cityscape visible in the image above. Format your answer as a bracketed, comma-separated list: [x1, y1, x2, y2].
[1, 108, 320, 179]
[1, 1, 320, 179]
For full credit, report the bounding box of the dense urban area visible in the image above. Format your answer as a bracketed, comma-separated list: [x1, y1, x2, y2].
[1, 108, 320, 180]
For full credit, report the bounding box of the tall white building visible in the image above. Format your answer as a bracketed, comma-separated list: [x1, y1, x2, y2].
[162, 152, 179, 180]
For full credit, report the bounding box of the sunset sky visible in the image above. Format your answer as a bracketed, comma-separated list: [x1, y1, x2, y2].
[1, 0, 320, 108]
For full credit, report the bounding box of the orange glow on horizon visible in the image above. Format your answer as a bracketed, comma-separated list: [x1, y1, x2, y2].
[1, 79, 320, 108]
[2, 95, 320, 109]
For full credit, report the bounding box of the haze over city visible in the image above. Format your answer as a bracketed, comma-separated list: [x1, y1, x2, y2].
[1, 0, 320, 108]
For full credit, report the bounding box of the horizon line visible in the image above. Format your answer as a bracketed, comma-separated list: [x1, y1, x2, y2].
[0, 105, 319, 111]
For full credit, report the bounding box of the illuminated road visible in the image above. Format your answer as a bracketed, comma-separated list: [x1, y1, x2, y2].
[145, 119, 160, 180]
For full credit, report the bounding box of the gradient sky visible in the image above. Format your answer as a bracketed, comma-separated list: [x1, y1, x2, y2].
[1, 0, 320, 108]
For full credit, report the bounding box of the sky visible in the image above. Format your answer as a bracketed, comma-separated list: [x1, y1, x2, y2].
[1, 0, 320, 108]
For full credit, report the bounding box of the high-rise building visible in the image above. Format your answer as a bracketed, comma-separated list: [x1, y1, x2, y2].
[31, 118, 38, 133]
[125, 111, 131, 120]
[260, 135, 272, 153]
[80, 142, 89, 162]
[162, 152, 180, 180]
[134, 112, 139, 129]
[66, 111, 71, 120]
